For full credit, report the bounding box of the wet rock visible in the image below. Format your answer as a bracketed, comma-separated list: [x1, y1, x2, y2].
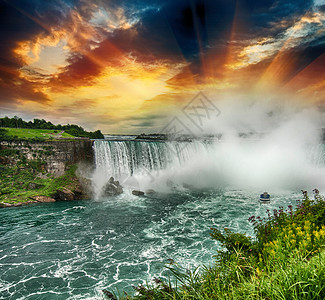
[73, 184, 88, 199]
[23, 200, 38, 205]
[102, 177, 123, 196]
[78, 177, 92, 198]
[103, 184, 122, 196]
[116, 185, 123, 194]
[166, 179, 177, 189]
[132, 190, 145, 196]
[71, 177, 92, 200]
[31, 196, 56, 203]
[0, 200, 39, 208]
[145, 189, 156, 195]
[53, 187, 75, 201]
[182, 183, 194, 190]
[0, 202, 13, 208]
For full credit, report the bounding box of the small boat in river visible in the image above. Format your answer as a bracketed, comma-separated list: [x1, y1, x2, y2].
[260, 192, 270, 203]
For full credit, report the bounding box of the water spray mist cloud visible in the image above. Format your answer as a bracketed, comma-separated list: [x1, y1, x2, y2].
[93, 97, 325, 196]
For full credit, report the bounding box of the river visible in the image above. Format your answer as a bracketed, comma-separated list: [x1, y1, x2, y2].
[1, 137, 324, 299]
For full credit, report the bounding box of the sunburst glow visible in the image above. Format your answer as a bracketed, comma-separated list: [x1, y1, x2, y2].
[0, 0, 324, 132]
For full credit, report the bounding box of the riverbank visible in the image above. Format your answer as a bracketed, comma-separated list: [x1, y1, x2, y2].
[109, 191, 325, 300]
[0, 163, 91, 207]
[0, 135, 94, 207]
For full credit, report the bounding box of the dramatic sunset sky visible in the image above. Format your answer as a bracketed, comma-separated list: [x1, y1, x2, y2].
[0, 0, 324, 133]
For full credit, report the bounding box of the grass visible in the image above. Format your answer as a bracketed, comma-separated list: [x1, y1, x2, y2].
[0, 130, 88, 205]
[1, 128, 75, 140]
[105, 191, 325, 300]
[0, 159, 80, 204]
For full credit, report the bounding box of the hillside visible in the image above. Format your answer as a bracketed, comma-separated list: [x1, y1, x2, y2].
[1, 128, 75, 140]
[0, 116, 104, 140]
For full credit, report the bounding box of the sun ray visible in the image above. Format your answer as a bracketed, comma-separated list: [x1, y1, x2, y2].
[189, 0, 207, 77]
[283, 53, 325, 103]
[256, 11, 324, 90]
[3, 0, 52, 33]
[204, 0, 239, 83]
[284, 53, 325, 89]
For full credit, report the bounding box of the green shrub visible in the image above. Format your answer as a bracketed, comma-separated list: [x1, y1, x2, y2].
[107, 190, 325, 300]
[0, 148, 20, 156]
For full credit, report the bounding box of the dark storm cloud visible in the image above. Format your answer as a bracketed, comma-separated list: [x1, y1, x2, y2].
[234, 0, 314, 35]
[105, 0, 315, 57]
[0, 0, 319, 68]
[0, 0, 81, 64]
[51, 39, 124, 89]
[108, 0, 231, 62]
[0, 0, 322, 97]
[0, 1, 42, 67]
[94, 0, 318, 80]
[280, 38, 325, 85]
[53, 0, 236, 83]
[0, 67, 50, 104]
[0, 0, 81, 105]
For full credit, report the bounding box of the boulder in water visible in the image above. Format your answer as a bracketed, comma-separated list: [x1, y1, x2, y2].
[182, 183, 194, 190]
[166, 179, 177, 190]
[145, 189, 156, 195]
[132, 190, 144, 196]
[102, 177, 123, 196]
[53, 187, 75, 201]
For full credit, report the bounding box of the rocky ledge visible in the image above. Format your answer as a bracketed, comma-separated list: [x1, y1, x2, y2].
[0, 176, 92, 208]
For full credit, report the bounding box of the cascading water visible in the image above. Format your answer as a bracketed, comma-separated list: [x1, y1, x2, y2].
[93, 140, 169, 178]
[92, 139, 212, 196]
[92, 137, 325, 197]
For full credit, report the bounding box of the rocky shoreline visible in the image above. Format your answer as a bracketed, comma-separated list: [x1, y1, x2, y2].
[0, 139, 94, 208]
[0, 175, 92, 208]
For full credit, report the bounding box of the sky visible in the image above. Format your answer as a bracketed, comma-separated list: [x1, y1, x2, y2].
[0, 0, 324, 133]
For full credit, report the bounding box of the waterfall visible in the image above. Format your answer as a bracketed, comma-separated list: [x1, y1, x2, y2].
[92, 137, 325, 197]
[93, 140, 211, 176]
[92, 139, 211, 196]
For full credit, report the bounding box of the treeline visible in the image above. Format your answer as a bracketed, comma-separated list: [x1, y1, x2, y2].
[0, 116, 104, 139]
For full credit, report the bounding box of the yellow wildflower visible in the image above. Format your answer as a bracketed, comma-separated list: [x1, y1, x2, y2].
[297, 230, 304, 237]
[259, 254, 263, 263]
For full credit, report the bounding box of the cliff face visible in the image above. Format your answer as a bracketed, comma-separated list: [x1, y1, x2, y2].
[0, 139, 94, 176]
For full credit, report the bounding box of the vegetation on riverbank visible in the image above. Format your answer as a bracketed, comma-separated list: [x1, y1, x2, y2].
[0, 116, 104, 140]
[0, 145, 90, 206]
[106, 191, 325, 300]
[0, 160, 84, 206]
[0, 128, 75, 141]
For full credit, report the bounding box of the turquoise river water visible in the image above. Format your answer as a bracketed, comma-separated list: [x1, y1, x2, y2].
[1, 138, 325, 299]
[0, 190, 300, 299]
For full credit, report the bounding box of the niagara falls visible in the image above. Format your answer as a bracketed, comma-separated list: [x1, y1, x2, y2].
[1, 0, 324, 299]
